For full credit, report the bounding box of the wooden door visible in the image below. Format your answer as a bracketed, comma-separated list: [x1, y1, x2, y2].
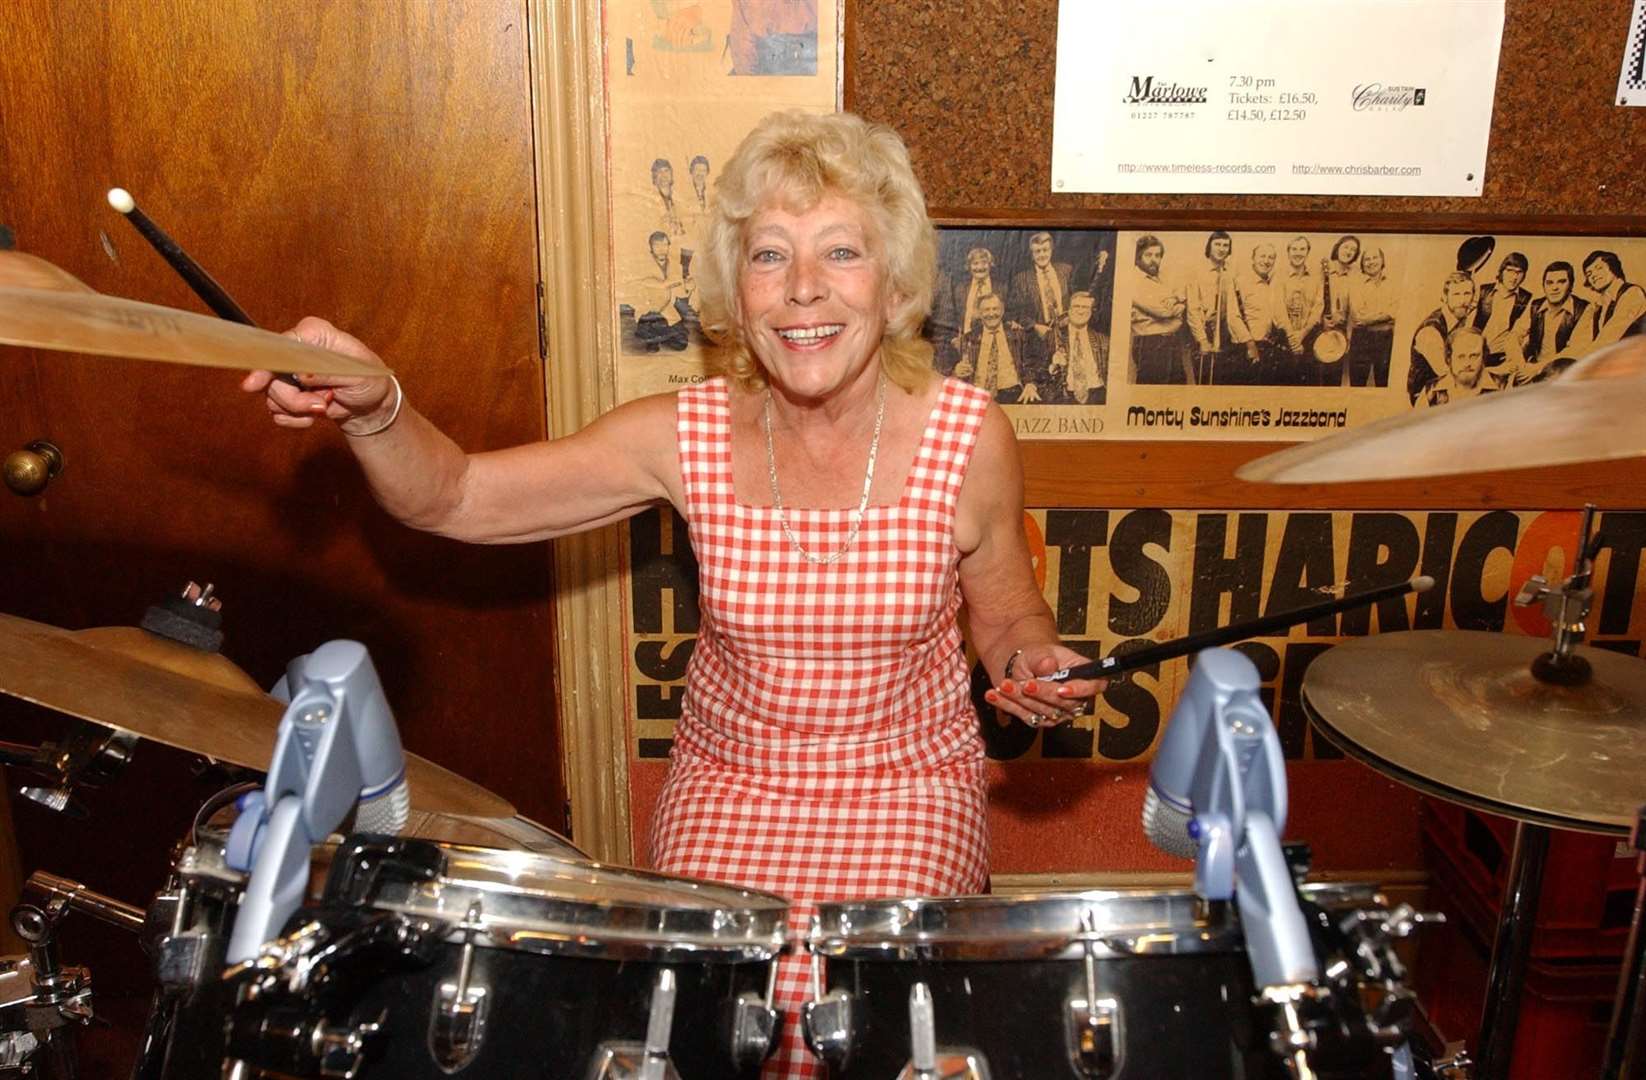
[0, 0, 564, 960]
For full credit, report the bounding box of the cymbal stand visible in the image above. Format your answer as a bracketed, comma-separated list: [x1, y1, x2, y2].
[1476, 505, 1603, 1080]
[1, 723, 139, 818]
[1514, 503, 1600, 686]
[1, 872, 147, 1078]
[1601, 804, 1646, 1080]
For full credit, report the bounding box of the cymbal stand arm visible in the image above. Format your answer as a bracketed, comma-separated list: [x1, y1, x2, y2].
[1601, 804, 1646, 1080]
[22, 872, 146, 935]
[1514, 503, 1600, 685]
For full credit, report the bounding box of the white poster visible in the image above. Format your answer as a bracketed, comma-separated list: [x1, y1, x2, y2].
[1051, 0, 1506, 197]
[1619, 0, 1646, 107]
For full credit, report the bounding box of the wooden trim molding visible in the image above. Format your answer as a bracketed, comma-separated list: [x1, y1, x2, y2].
[990, 868, 1430, 896]
[528, 0, 633, 863]
[930, 207, 1646, 238]
[1020, 440, 1646, 510]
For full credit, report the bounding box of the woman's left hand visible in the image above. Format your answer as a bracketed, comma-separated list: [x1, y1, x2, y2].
[984, 644, 1108, 728]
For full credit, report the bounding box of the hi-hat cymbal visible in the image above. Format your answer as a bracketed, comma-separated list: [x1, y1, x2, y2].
[0, 612, 512, 819]
[1237, 336, 1646, 483]
[1302, 630, 1646, 833]
[0, 251, 386, 378]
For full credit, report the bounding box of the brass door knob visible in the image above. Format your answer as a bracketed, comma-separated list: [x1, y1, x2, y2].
[4, 440, 64, 496]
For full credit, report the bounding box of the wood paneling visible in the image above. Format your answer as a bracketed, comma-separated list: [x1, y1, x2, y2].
[0, 0, 562, 939]
[1020, 440, 1646, 509]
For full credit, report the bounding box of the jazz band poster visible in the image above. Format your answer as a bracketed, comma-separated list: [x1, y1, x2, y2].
[607, 0, 841, 405]
[933, 228, 1646, 442]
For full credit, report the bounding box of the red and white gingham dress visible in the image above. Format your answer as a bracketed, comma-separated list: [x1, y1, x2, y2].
[650, 375, 993, 1079]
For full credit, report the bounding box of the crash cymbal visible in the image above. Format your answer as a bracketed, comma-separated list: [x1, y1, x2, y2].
[0, 252, 95, 293]
[0, 612, 512, 818]
[1302, 629, 1646, 833]
[1237, 336, 1646, 483]
[0, 252, 386, 378]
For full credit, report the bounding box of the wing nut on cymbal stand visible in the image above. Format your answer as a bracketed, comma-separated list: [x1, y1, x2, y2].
[1512, 503, 1601, 687]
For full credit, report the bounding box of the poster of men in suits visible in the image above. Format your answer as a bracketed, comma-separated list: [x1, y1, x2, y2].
[926, 228, 1116, 433]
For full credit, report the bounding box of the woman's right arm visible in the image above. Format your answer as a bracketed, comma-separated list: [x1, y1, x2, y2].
[242, 317, 680, 544]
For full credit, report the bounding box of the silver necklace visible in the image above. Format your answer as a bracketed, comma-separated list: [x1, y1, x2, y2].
[763, 374, 885, 565]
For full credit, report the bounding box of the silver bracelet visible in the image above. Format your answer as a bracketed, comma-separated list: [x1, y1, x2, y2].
[342, 375, 403, 437]
[1004, 648, 1028, 681]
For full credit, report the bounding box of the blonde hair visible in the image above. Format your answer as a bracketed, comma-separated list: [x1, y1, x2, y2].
[693, 110, 937, 393]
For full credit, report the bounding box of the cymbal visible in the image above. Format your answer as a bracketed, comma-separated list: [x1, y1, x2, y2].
[0, 252, 95, 293]
[0, 612, 512, 819]
[1237, 336, 1646, 483]
[1302, 630, 1646, 833]
[0, 252, 387, 378]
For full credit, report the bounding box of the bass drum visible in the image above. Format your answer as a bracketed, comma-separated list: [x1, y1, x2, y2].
[138, 834, 789, 1079]
[803, 883, 1414, 1079]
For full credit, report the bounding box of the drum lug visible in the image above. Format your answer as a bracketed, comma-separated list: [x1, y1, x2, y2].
[587, 968, 682, 1080]
[801, 938, 855, 1069]
[314, 1011, 387, 1079]
[1063, 909, 1124, 1079]
[1064, 995, 1119, 1079]
[895, 982, 991, 1080]
[726, 959, 780, 1069]
[429, 902, 490, 1072]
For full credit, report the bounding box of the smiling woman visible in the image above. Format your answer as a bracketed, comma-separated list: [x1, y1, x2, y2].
[243, 109, 1104, 1080]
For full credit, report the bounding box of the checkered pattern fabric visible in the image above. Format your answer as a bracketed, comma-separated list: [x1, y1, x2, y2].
[650, 376, 993, 1079]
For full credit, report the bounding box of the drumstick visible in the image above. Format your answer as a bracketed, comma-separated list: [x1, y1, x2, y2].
[107, 188, 303, 388]
[1041, 575, 1435, 684]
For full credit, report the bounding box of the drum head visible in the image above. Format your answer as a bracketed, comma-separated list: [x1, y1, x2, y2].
[332, 842, 790, 963]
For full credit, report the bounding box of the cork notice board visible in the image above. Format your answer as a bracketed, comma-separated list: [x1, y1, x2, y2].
[846, 0, 1646, 225]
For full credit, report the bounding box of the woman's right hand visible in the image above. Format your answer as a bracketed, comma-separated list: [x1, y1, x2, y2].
[240, 317, 396, 434]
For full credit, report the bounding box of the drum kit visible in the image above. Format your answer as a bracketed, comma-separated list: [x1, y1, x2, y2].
[1, 232, 1644, 1078]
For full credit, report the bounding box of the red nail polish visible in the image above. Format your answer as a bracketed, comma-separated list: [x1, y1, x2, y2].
[1000, 681, 1015, 694]
[1025, 681, 1039, 694]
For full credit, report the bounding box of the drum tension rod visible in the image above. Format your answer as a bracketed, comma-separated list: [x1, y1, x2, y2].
[588, 969, 682, 1080]
[897, 982, 991, 1080]
[1065, 910, 1121, 1079]
[431, 900, 490, 1071]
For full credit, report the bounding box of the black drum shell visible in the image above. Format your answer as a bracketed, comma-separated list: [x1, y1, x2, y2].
[819, 951, 1267, 1079]
[153, 943, 775, 1078]
[818, 952, 1399, 1080]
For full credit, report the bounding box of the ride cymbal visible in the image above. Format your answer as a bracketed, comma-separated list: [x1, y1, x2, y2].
[1302, 629, 1646, 833]
[0, 612, 511, 819]
[0, 252, 386, 378]
[1237, 336, 1646, 483]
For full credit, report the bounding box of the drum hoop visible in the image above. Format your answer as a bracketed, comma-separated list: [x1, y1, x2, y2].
[811, 883, 1387, 962]
[359, 852, 791, 959]
[181, 839, 792, 962]
[811, 890, 1236, 961]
